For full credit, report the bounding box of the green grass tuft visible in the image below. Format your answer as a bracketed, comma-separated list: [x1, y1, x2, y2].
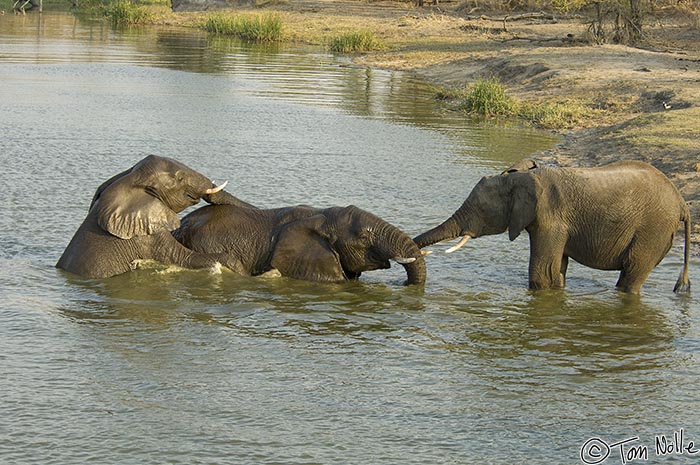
[329, 31, 384, 53]
[105, 1, 154, 25]
[438, 78, 590, 129]
[202, 12, 283, 42]
[458, 77, 516, 117]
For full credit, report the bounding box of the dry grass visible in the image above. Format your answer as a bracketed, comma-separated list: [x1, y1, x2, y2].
[624, 108, 700, 152]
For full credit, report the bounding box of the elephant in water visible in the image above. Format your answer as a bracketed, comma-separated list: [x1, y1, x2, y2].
[414, 159, 691, 294]
[56, 155, 251, 279]
[173, 203, 427, 286]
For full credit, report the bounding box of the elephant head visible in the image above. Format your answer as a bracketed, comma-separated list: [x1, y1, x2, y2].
[175, 204, 427, 286]
[413, 170, 540, 252]
[88, 155, 229, 239]
[272, 206, 427, 285]
[57, 155, 230, 278]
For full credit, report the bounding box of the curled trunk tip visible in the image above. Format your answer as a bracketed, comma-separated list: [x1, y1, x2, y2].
[402, 256, 427, 286]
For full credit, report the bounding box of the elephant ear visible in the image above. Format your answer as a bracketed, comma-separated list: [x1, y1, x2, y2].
[271, 214, 346, 282]
[508, 173, 539, 241]
[93, 176, 180, 240]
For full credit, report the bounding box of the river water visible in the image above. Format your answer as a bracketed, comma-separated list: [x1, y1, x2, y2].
[1, 11, 698, 465]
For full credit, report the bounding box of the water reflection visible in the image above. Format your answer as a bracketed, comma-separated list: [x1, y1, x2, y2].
[0, 11, 558, 166]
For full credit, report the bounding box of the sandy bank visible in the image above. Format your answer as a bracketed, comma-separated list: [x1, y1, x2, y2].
[163, 0, 700, 246]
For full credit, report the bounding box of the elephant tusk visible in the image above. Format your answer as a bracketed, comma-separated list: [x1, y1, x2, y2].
[393, 257, 417, 264]
[445, 235, 471, 254]
[421, 250, 432, 256]
[205, 180, 228, 195]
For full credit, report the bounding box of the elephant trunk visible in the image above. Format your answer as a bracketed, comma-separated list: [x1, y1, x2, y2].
[413, 215, 462, 249]
[401, 256, 427, 286]
[204, 189, 258, 209]
[382, 226, 427, 286]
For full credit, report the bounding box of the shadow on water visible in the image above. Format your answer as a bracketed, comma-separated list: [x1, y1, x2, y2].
[56, 262, 686, 367]
[522, 291, 677, 361]
[414, 278, 686, 380]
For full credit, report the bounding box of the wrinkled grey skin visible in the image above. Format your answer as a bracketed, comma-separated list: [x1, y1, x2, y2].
[56, 155, 243, 279]
[174, 203, 427, 285]
[414, 159, 691, 294]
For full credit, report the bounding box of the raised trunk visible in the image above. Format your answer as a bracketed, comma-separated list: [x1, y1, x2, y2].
[413, 215, 462, 249]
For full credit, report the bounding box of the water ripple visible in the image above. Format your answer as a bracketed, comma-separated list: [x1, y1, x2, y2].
[1, 11, 698, 465]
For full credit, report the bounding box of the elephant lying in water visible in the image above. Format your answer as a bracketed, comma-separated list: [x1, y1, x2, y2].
[414, 159, 691, 294]
[173, 203, 427, 285]
[56, 155, 250, 279]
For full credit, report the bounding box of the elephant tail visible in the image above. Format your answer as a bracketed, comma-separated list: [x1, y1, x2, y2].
[673, 206, 691, 294]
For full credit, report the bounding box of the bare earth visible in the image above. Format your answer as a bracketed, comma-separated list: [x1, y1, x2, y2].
[169, 0, 700, 246]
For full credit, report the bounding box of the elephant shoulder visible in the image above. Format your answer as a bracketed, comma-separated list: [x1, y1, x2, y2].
[56, 219, 136, 278]
[178, 204, 235, 238]
[274, 205, 319, 225]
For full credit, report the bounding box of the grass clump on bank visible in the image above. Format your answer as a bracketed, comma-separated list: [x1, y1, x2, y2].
[329, 31, 384, 53]
[105, 1, 154, 25]
[202, 12, 283, 42]
[458, 77, 516, 117]
[438, 77, 587, 129]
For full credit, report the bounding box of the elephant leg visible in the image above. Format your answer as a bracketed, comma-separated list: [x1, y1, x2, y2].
[616, 234, 668, 294]
[153, 233, 226, 271]
[220, 255, 248, 275]
[616, 269, 651, 294]
[616, 262, 654, 294]
[528, 230, 567, 290]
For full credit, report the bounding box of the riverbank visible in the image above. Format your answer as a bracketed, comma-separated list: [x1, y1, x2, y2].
[154, 0, 700, 245]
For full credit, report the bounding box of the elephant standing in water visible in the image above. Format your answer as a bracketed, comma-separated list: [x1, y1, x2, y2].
[57, 155, 249, 279]
[174, 204, 427, 285]
[414, 160, 691, 294]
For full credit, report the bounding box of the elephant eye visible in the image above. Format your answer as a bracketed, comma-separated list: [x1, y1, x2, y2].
[357, 228, 373, 241]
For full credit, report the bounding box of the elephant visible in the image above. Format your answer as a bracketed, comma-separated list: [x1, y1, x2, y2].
[173, 203, 427, 285]
[56, 155, 251, 279]
[413, 159, 691, 294]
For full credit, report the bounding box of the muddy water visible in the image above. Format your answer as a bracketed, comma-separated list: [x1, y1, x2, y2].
[1, 11, 698, 465]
